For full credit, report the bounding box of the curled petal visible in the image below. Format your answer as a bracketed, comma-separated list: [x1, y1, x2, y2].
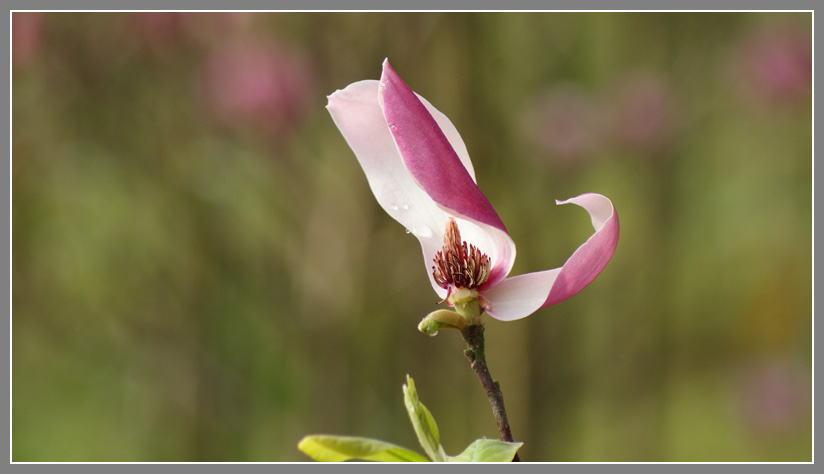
[482, 193, 619, 321]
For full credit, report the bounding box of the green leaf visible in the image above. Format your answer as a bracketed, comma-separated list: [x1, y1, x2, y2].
[446, 438, 524, 462]
[403, 375, 445, 462]
[297, 435, 429, 462]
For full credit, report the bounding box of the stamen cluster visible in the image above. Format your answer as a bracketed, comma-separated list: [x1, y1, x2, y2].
[432, 218, 491, 290]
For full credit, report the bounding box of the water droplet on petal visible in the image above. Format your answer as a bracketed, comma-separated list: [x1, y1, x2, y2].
[389, 203, 399, 211]
[404, 226, 432, 237]
[401, 203, 409, 210]
[413, 226, 433, 238]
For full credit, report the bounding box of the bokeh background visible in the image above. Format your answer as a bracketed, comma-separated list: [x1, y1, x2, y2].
[12, 12, 812, 462]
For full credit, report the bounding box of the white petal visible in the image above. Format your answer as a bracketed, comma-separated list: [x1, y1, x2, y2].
[481, 269, 561, 321]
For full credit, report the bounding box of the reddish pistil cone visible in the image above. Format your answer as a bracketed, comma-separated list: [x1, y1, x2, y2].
[432, 218, 491, 291]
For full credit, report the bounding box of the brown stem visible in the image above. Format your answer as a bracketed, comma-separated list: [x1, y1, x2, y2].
[460, 323, 521, 462]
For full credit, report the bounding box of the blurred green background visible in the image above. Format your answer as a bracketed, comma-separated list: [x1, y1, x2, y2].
[12, 12, 811, 462]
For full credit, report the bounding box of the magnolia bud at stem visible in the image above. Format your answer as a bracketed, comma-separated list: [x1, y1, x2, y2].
[417, 309, 468, 336]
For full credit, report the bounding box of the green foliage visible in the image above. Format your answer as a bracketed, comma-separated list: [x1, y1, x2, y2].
[402, 375, 445, 462]
[297, 435, 429, 462]
[446, 439, 524, 463]
[298, 376, 522, 462]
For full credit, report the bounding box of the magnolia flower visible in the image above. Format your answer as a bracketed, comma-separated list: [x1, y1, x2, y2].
[327, 60, 619, 321]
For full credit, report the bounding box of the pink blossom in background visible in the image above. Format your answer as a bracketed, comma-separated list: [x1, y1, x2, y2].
[522, 86, 601, 165]
[12, 12, 43, 69]
[732, 23, 811, 107]
[199, 40, 314, 135]
[735, 357, 810, 436]
[604, 71, 679, 155]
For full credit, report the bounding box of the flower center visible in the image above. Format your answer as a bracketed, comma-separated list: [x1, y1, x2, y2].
[432, 218, 491, 291]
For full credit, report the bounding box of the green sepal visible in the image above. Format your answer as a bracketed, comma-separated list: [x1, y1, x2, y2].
[403, 375, 446, 462]
[446, 438, 524, 462]
[297, 434, 429, 462]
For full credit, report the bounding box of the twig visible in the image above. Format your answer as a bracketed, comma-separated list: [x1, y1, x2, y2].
[460, 323, 521, 462]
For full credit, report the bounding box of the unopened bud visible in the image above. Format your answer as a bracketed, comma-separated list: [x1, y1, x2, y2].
[417, 309, 468, 336]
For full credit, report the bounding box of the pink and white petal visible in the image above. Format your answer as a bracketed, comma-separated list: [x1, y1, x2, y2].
[327, 79, 451, 297]
[415, 92, 516, 286]
[481, 193, 618, 321]
[414, 94, 517, 288]
[379, 60, 507, 233]
[379, 60, 518, 283]
[416, 93, 476, 183]
[544, 193, 619, 306]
